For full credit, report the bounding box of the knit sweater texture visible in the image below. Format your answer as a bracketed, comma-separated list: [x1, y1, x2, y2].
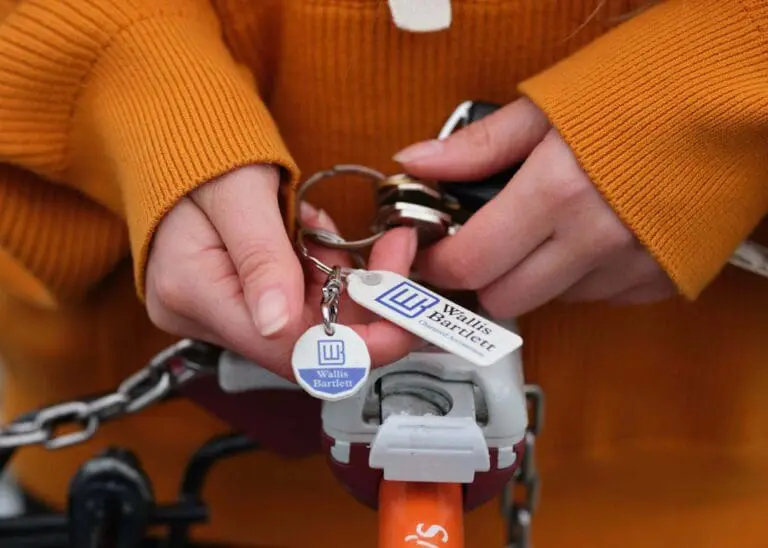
[1, 1, 768, 546]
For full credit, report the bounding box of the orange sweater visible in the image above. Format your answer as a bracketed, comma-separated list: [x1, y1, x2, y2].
[2, 1, 768, 546]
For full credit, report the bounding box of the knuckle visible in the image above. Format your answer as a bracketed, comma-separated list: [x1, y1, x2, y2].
[146, 293, 182, 334]
[464, 120, 496, 152]
[461, 122, 506, 167]
[236, 242, 281, 284]
[441, 252, 483, 289]
[147, 271, 189, 315]
[478, 290, 509, 319]
[635, 256, 668, 285]
[595, 216, 635, 253]
[145, 298, 166, 330]
[549, 174, 590, 206]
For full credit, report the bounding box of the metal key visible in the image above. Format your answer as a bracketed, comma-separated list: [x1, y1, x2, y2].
[371, 173, 459, 247]
[372, 101, 521, 245]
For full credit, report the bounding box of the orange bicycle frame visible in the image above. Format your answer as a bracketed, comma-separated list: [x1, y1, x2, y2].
[379, 480, 463, 548]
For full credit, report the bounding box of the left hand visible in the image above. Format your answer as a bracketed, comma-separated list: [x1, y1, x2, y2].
[394, 97, 678, 318]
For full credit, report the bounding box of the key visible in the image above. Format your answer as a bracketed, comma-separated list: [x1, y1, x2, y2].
[371, 173, 458, 247]
[291, 266, 372, 401]
[373, 101, 520, 245]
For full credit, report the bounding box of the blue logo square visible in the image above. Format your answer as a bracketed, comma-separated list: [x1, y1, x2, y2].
[375, 281, 440, 319]
[317, 339, 345, 366]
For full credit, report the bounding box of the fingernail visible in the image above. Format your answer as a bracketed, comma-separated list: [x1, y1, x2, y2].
[254, 288, 289, 337]
[393, 140, 444, 163]
[300, 201, 319, 222]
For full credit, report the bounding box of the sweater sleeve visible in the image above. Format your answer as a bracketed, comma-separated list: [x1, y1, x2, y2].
[0, 0, 299, 304]
[518, 0, 768, 299]
[0, 164, 129, 306]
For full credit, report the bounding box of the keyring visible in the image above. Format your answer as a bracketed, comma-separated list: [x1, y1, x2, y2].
[295, 227, 366, 276]
[295, 164, 387, 251]
[296, 228, 336, 276]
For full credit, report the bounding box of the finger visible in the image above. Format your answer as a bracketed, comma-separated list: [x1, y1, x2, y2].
[351, 227, 422, 366]
[558, 249, 667, 303]
[477, 237, 596, 319]
[608, 280, 679, 305]
[415, 133, 566, 290]
[146, 198, 299, 375]
[191, 165, 305, 339]
[367, 226, 418, 272]
[394, 97, 550, 181]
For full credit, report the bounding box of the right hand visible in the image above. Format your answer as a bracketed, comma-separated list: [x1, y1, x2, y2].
[145, 165, 418, 378]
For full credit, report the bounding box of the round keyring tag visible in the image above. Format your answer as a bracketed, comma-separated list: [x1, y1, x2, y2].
[291, 323, 372, 401]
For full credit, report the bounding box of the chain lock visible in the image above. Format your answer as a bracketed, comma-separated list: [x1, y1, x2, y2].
[503, 385, 544, 548]
[0, 339, 220, 451]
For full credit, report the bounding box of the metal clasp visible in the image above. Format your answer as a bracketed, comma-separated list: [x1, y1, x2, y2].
[321, 266, 344, 336]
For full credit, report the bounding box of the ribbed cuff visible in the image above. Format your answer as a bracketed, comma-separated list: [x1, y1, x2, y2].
[0, 1, 298, 301]
[70, 15, 300, 299]
[519, 0, 768, 298]
[0, 1, 212, 182]
[0, 166, 128, 305]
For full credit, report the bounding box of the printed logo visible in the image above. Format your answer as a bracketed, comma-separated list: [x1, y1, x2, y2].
[404, 523, 449, 547]
[375, 281, 440, 319]
[317, 339, 345, 366]
[292, 325, 370, 400]
[298, 336, 365, 397]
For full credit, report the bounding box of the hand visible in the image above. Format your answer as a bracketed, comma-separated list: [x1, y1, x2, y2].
[298, 201, 422, 365]
[394, 97, 678, 318]
[145, 165, 418, 378]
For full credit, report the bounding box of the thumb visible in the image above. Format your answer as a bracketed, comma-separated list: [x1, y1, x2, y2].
[393, 97, 550, 181]
[191, 165, 304, 338]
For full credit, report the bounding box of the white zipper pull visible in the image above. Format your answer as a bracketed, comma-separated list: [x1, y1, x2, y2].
[388, 0, 452, 32]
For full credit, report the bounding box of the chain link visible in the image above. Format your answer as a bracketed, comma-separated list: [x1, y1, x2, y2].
[0, 339, 219, 451]
[505, 384, 544, 548]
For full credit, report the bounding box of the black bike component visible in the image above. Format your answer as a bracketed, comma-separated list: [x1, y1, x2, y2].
[438, 101, 522, 221]
[0, 394, 259, 547]
[167, 433, 260, 548]
[67, 447, 154, 548]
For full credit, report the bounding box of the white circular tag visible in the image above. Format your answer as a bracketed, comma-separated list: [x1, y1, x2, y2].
[291, 324, 371, 401]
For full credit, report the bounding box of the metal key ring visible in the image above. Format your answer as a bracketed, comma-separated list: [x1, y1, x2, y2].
[295, 228, 366, 276]
[295, 164, 387, 251]
[296, 228, 336, 276]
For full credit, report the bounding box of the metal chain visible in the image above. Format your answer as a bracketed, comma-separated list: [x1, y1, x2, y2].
[505, 384, 544, 548]
[0, 339, 219, 451]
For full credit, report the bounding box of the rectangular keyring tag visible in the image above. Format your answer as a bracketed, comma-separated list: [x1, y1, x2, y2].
[346, 270, 523, 366]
